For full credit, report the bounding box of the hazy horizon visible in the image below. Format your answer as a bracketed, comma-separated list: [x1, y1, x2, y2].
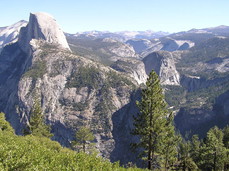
[1, 0, 229, 34]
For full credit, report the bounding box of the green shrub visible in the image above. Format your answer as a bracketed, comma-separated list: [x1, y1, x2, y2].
[0, 131, 144, 170]
[0, 112, 14, 133]
[0, 112, 144, 170]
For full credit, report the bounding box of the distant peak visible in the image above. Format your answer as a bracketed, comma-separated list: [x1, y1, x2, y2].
[215, 25, 229, 29]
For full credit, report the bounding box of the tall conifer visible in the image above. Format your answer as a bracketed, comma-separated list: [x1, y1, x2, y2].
[25, 98, 52, 138]
[131, 70, 176, 170]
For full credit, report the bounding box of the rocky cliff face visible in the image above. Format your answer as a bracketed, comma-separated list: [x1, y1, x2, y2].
[110, 58, 148, 84]
[0, 12, 139, 164]
[0, 42, 29, 131]
[17, 45, 137, 160]
[143, 51, 180, 85]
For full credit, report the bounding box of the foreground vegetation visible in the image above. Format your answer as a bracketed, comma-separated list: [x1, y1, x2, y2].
[0, 112, 143, 171]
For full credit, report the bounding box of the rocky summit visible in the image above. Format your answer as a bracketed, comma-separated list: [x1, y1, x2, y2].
[1, 11, 229, 165]
[18, 12, 70, 53]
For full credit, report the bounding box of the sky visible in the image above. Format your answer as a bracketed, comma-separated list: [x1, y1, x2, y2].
[1, 0, 229, 33]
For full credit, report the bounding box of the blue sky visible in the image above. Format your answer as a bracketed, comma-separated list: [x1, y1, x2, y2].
[1, 0, 229, 33]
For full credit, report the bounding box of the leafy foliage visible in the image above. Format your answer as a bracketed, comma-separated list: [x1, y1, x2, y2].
[177, 140, 198, 170]
[164, 85, 186, 108]
[165, 78, 229, 110]
[107, 71, 135, 89]
[199, 126, 227, 170]
[0, 116, 144, 171]
[0, 112, 14, 133]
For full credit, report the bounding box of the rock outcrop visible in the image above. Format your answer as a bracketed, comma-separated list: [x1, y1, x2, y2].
[18, 12, 70, 53]
[105, 39, 137, 58]
[0, 12, 71, 132]
[111, 58, 148, 84]
[143, 51, 180, 85]
[126, 39, 154, 54]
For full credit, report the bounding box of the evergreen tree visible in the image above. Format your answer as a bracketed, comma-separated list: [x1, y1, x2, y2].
[190, 135, 201, 167]
[131, 70, 176, 170]
[200, 126, 226, 171]
[178, 140, 198, 171]
[72, 126, 95, 153]
[161, 114, 180, 170]
[25, 98, 52, 138]
[223, 126, 229, 170]
[223, 125, 229, 149]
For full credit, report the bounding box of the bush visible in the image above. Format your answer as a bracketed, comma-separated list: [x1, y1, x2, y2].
[0, 131, 144, 170]
[0, 115, 144, 170]
[0, 112, 14, 133]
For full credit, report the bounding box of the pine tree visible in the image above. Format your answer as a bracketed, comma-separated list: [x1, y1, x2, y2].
[200, 126, 226, 171]
[72, 126, 95, 153]
[223, 125, 229, 149]
[190, 135, 201, 167]
[131, 70, 176, 170]
[178, 140, 198, 170]
[161, 114, 180, 170]
[25, 98, 52, 138]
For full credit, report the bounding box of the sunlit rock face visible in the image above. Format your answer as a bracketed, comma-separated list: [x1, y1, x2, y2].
[18, 12, 70, 53]
[143, 51, 180, 85]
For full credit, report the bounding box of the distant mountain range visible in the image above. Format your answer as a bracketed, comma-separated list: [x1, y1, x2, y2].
[70, 30, 169, 42]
